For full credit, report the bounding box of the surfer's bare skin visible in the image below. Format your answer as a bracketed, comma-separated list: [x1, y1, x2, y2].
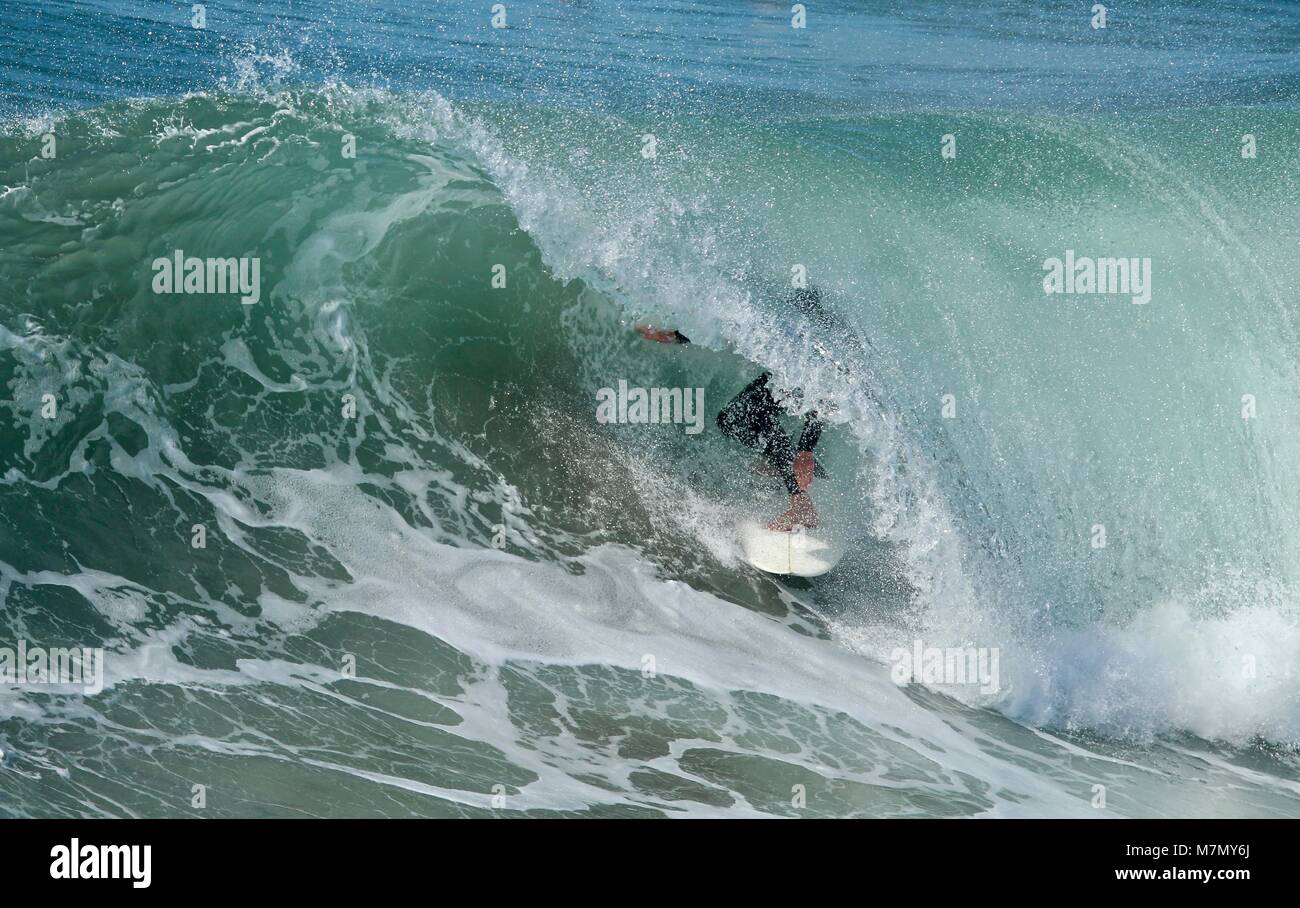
[636, 325, 690, 345]
[636, 324, 821, 531]
[767, 452, 817, 531]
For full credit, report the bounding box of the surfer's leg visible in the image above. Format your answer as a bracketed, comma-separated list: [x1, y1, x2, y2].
[771, 413, 825, 494]
[797, 412, 823, 452]
[763, 433, 801, 495]
[770, 415, 823, 531]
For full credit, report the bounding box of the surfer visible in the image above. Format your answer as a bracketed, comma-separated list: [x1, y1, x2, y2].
[637, 304, 825, 532]
[716, 371, 823, 531]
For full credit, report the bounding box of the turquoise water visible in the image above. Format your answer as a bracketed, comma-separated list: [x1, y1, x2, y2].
[1, 0, 1299, 817]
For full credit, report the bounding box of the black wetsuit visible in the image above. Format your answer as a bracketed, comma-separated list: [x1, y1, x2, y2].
[660, 321, 825, 495]
[716, 372, 823, 495]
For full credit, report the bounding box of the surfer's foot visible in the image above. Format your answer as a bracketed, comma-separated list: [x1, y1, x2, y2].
[768, 492, 817, 531]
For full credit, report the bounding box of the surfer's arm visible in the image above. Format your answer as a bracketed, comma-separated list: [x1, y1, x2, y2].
[636, 325, 691, 345]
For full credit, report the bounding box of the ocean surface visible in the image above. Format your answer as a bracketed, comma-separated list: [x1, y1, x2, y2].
[2, 0, 1300, 817]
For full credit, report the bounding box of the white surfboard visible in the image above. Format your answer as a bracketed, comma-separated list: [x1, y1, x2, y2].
[738, 520, 843, 577]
